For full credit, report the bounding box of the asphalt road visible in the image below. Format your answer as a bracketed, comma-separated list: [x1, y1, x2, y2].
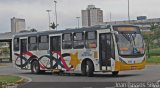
[0, 64, 160, 88]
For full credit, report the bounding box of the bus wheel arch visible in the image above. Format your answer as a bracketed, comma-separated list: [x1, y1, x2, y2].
[30, 55, 38, 62]
[81, 58, 94, 77]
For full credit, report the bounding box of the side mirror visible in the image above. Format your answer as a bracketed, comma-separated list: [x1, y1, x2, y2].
[111, 31, 118, 35]
[114, 31, 119, 35]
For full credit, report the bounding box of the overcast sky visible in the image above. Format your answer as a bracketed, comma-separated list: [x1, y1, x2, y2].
[0, 0, 160, 33]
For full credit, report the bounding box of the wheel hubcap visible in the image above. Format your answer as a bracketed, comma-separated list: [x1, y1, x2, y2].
[86, 65, 89, 73]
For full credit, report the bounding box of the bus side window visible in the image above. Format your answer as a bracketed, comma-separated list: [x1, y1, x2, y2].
[14, 38, 19, 51]
[28, 36, 37, 51]
[38, 35, 49, 50]
[62, 33, 72, 49]
[73, 32, 84, 49]
[85, 31, 97, 48]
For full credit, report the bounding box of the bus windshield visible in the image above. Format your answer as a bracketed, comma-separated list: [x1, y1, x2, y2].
[114, 26, 145, 56]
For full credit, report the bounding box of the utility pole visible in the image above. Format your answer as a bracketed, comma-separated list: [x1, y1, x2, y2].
[128, 0, 130, 21]
[109, 12, 112, 22]
[54, 0, 58, 30]
[46, 10, 52, 30]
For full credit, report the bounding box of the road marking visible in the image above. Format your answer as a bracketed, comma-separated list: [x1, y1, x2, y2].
[83, 87, 93, 88]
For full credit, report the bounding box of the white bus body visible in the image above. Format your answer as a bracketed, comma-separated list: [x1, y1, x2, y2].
[12, 25, 145, 76]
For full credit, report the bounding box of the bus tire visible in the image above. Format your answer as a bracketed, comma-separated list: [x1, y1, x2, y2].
[86, 60, 94, 77]
[81, 61, 87, 76]
[31, 60, 40, 74]
[112, 71, 119, 76]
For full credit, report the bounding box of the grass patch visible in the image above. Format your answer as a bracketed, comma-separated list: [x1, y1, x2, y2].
[146, 48, 160, 64]
[146, 56, 160, 64]
[0, 75, 21, 83]
[148, 48, 160, 56]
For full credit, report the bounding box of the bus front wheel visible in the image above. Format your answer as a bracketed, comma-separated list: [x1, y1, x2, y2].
[31, 60, 40, 74]
[82, 60, 94, 77]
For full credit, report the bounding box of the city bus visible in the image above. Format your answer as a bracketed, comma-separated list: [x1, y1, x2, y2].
[12, 25, 145, 77]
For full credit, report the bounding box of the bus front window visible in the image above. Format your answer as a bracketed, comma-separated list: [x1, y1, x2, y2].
[116, 33, 144, 56]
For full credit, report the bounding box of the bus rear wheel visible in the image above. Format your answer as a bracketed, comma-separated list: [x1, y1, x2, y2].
[112, 71, 119, 76]
[31, 60, 40, 74]
[82, 60, 94, 77]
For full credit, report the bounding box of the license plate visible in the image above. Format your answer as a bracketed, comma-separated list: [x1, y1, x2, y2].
[131, 66, 137, 70]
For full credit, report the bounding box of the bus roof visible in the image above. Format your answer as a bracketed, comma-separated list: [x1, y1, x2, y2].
[14, 25, 110, 38]
[112, 24, 139, 28]
[14, 24, 139, 38]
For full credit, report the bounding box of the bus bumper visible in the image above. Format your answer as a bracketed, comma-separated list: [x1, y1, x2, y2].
[115, 60, 145, 71]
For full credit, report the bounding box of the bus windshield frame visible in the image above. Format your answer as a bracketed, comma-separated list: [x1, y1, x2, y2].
[113, 26, 145, 57]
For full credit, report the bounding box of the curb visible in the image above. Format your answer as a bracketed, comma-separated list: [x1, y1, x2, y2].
[14, 76, 32, 88]
[16, 78, 25, 84]
[16, 75, 32, 83]
[0, 75, 32, 88]
[11, 75, 32, 87]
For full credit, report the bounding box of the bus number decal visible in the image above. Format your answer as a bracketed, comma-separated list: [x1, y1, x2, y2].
[81, 49, 92, 57]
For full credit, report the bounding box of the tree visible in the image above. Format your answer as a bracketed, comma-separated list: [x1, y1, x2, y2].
[142, 32, 153, 58]
[142, 23, 160, 58]
[30, 28, 37, 32]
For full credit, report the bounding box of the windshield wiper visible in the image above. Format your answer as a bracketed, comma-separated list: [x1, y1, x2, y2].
[121, 33, 132, 44]
[121, 33, 137, 46]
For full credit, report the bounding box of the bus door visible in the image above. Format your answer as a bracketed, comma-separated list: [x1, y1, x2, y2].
[99, 33, 113, 70]
[50, 36, 61, 69]
[20, 38, 27, 69]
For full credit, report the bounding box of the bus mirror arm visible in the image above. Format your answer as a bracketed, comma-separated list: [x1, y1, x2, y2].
[115, 36, 119, 42]
[111, 31, 119, 42]
[111, 31, 119, 35]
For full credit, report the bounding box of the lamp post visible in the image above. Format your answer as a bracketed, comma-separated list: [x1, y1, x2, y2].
[109, 12, 112, 22]
[128, 0, 130, 21]
[54, 0, 58, 30]
[76, 17, 80, 28]
[46, 10, 52, 30]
